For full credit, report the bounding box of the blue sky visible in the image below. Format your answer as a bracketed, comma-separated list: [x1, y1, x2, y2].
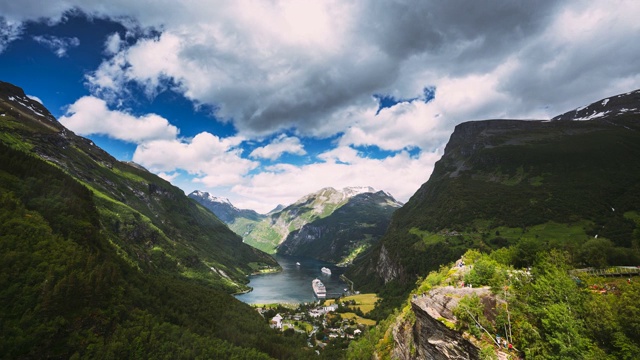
[2, 1, 640, 212]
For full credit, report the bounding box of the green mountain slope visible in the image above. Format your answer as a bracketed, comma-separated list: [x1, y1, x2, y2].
[0, 81, 311, 358]
[0, 81, 278, 292]
[278, 190, 401, 264]
[188, 190, 267, 242]
[347, 90, 640, 297]
[207, 186, 402, 261]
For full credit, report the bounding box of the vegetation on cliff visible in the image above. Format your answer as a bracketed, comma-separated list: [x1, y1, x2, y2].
[348, 248, 640, 359]
[0, 82, 310, 358]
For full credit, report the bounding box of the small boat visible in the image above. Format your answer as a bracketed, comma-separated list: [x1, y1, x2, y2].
[312, 278, 326, 298]
[321, 267, 331, 275]
[296, 262, 301, 266]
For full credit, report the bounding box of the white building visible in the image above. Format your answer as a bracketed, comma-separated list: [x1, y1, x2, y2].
[270, 314, 283, 329]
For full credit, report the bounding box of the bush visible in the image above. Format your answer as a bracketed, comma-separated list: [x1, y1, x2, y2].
[465, 256, 500, 287]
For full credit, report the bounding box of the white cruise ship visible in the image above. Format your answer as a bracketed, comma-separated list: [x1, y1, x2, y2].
[321, 267, 331, 275]
[312, 278, 326, 298]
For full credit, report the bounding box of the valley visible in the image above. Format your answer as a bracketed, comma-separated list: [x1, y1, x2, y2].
[2, 80, 640, 359]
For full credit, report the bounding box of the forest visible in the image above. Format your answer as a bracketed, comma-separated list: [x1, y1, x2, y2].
[0, 142, 314, 359]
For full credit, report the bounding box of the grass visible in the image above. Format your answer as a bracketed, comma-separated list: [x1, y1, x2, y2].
[243, 222, 282, 254]
[409, 228, 446, 246]
[338, 243, 370, 266]
[624, 211, 640, 223]
[294, 321, 313, 333]
[112, 166, 147, 183]
[340, 313, 377, 326]
[326, 293, 379, 315]
[0, 131, 33, 151]
[520, 221, 592, 243]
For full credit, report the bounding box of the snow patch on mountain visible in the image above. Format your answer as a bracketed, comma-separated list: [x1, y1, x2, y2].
[574, 110, 611, 121]
[342, 186, 376, 198]
[552, 88, 640, 121]
[192, 190, 234, 207]
[7, 94, 46, 117]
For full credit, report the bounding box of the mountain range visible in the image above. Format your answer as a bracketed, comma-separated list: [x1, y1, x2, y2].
[4, 76, 640, 358]
[190, 186, 402, 264]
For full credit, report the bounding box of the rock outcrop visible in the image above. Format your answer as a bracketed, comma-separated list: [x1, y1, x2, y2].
[391, 286, 490, 360]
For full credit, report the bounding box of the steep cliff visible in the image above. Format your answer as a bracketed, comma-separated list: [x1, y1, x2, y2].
[392, 299, 482, 360]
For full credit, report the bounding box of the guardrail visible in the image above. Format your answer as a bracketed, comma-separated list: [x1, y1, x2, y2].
[571, 266, 640, 277]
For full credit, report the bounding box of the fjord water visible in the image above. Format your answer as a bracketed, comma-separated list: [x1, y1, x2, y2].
[235, 255, 347, 304]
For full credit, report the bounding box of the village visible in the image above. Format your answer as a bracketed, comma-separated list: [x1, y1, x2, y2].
[254, 293, 378, 353]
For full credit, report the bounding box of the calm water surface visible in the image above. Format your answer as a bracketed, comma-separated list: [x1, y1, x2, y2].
[235, 255, 347, 304]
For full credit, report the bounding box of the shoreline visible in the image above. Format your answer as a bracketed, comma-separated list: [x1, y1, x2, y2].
[251, 266, 282, 275]
[340, 274, 355, 293]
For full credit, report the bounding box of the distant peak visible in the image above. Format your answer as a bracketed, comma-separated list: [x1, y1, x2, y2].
[189, 190, 233, 206]
[342, 186, 376, 195]
[268, 204, 286, 214]
[552, 89, 640, 121]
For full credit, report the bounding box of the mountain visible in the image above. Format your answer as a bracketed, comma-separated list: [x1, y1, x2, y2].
[236, 186, 402, 262]
[551, 89, 640, 121]
[0, 81, 312, 358]
[278, 190, 402, 264]
[188, 190, 266, 239]
[188, 190, 264, 224]
[0, 81, 278, 292]
[347, 89, 640, 299]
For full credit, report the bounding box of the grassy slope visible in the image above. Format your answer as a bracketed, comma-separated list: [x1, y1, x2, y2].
[348, 116, 640, 300]
[0, 91, 278, 291]
[279, 192, 399, 263]
[0, 141, 312, 358]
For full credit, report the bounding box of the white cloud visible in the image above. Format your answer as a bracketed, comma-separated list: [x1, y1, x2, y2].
[229, 146, 442, 213]
[4, 1, 640, 212]
[157, 171, 179, 183]
[0, 17, 22, 53]
[5, 1, 640, 138]
[59, 96, 178, 143]
[132, 132, 258, 188]
[104, 32, 122, 55]
[26, 94, 42, 104]
[32, 34, 79, 57]
[249, 135, 306, 160]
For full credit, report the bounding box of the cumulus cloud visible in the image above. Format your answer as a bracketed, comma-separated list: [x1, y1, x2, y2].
[231, 146, 442, 213]
[249, 135, 306, 160]
[133, 132, 257, 188]
[32, 34, 79, 57]
[59, 96, 178, 143]
[4, 1, 640, 137]
[103, 32, 122, 55]
[4, 1, 640, 211]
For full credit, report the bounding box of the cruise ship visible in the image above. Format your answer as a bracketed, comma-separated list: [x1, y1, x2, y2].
[312, 278, 326, 298]
[321, 267, 331, 275]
